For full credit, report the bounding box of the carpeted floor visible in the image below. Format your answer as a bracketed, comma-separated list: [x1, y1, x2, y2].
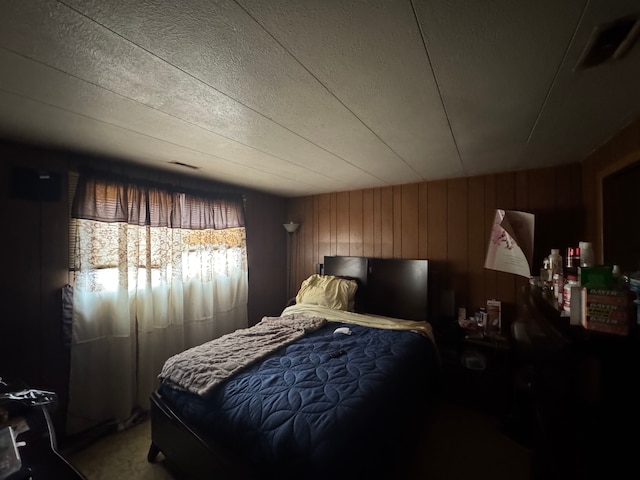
[65, 401, 530, 480]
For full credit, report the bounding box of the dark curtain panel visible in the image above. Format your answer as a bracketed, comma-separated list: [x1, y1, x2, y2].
[72, 173, 245, 230]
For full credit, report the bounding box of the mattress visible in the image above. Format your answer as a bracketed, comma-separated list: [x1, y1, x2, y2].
[158, 310, 440, 477]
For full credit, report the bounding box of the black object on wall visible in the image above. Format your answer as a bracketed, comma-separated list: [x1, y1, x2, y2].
[9, 166, 61, 202]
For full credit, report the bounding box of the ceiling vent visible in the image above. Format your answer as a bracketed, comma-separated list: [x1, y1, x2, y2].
[169, 161, 199, 170]
[575, 14, 640, 69]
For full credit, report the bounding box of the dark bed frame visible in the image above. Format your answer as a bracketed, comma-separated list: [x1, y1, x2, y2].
[148, 255, 430, 478]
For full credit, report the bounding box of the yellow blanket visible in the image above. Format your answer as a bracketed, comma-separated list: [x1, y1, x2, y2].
[281, 303, 436, 345]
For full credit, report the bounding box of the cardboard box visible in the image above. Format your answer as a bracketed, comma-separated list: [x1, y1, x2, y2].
[581, 288, 632, 335]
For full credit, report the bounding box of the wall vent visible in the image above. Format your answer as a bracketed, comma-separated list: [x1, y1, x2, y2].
[576, 14, 640, 69]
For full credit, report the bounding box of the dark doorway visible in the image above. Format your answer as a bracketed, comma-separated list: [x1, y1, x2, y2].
[602, 160, 640, 274]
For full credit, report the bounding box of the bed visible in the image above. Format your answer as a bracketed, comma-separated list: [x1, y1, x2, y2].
[147, 256, 440, 479]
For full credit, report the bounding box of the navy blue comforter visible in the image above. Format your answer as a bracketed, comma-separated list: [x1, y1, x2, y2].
[159, 321, 440, 477]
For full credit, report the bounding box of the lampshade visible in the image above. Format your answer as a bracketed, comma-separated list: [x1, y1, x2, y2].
[283, 222, 299, 233]
[484, 209, 535, 278]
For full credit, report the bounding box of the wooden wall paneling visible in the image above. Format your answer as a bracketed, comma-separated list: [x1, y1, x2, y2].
[40, 166, 72, 426]
[349, 190, 364, 257]
[603, 118, 639, 164]
[483, 175, 497, 301]
[330, 193, 338, 256]
[570, 164, 584, 243]
[317, 194, 332, 265]
[10, 189, 43, 385]
[446, 178, 469, 312]
[426, 180, 448, 317]
[401, 183, 420, 259]
[418, 182, 429, 259]
[312, 196, 320, 267]
[393, 186, 402, 258]
[554, 164, 582, 253]
[336, 192, 350, 256]
[495, 173, 516, 307]
[467, 176, 486, 312]
[380, 187, 394, 258]
[303, 196, 315, 282]
[372, 188, 382, 258]
[514, 170, 531, 302]
[515, 171, 529, 211]
[427, 180, 448, 262]
[555, 164, 574, 251]
[284, 163, 587, 325]
[528, 168, 557, 270]
[0, 162, 41, 386]
[582, 149, 601, 254]
[362, 189, 375, 257]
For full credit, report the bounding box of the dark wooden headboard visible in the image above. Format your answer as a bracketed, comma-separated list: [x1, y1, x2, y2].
[323, 256, 429, 322]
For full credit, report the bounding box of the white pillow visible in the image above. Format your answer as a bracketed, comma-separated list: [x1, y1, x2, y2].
[295, 274, 358, 311]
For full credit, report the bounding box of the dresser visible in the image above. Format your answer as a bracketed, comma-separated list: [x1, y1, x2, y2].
[510, 284, 640, 480]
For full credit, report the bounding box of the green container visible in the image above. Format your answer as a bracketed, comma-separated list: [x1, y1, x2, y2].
[579, 265, 613, 289]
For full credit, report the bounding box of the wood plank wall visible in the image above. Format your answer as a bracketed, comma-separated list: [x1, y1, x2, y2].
[286, 164, 583, 326]
[0, 153, 70, 436]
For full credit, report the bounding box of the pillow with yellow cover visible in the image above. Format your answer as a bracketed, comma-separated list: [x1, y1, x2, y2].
[295, 274, 358, 311]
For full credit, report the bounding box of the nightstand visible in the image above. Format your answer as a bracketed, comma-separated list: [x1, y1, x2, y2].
[437, 321, 514, 417]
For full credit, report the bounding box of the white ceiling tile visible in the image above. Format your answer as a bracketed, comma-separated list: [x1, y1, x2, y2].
[0, 49, 352, 192]
[1, 0, 639, 196]
[0, 90, 322, 196]
[60, 0, 422, 185]
[236, 0, 463, 180]
[414, 0, 587, 175]
[522, 0, 640, 166]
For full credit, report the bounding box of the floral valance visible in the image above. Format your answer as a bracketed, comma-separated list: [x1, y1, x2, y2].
[72, 173, 245, 230]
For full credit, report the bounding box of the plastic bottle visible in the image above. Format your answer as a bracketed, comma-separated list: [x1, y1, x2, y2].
[548, 249, 563, 276]
[565, 247, 578, 279]
[547, 249, 563, 297]
[563, 274, 579, 313]
[540, 257, 551, 289]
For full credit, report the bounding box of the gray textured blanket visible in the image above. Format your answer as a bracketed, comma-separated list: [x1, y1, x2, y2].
[159, 313, 326, 396]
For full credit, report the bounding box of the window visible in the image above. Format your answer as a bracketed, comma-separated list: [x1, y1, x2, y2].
[66, 171, 248, 434]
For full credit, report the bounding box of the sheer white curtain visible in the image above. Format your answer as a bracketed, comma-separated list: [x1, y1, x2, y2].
[67, 175, 247, 434]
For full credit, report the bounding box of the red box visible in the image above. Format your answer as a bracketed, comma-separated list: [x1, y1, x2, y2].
[581, 288, 632, 335]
